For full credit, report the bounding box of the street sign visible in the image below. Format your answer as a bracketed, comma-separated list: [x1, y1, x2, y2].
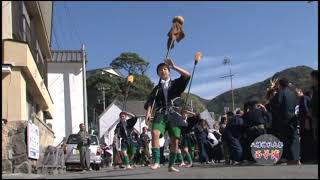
[27, 122, 40, 159]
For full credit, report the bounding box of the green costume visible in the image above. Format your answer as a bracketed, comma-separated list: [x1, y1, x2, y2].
[145, 75, 190, 167]
[114, 116, 138, 166]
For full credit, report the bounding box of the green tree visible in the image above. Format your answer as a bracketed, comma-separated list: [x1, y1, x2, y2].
[125, 74, 154, 101]
[110, 52, 150, 75]
[87, 52, 154, 120]
[86, 73, 122, 122]
[87, 73, 122, 102]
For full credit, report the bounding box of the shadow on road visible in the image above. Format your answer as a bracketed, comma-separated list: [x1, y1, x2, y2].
[191, 163, 265, 169]
[73, 171, 155, 179]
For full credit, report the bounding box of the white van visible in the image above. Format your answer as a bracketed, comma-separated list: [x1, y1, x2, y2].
[64, 134, 102, 171]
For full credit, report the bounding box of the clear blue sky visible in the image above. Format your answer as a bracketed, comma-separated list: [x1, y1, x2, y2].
[52, 1, 318, 100]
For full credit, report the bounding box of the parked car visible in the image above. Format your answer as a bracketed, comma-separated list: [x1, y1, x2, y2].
[64, 134, 102, 171]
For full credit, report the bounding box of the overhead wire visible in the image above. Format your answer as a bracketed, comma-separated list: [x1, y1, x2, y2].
[63, 1, 83, 45]
[52, 2, 65, 50]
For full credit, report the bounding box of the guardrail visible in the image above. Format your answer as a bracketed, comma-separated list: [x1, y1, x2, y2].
[38, 145, 66, 175]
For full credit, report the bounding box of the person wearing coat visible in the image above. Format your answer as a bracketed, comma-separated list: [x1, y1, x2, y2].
[114, 111, 138, 170]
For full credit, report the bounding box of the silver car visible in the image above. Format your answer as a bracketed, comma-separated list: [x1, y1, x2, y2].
[64, 134, 102, 171]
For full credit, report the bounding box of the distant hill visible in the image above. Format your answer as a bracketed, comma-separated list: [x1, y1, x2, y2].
[181, 93, 207, 113]
[197, 96, 211, 106]
[206, 65, 315, 116]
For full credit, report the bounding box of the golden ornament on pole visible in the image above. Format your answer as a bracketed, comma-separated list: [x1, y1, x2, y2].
[195, 52, 202, 65]
[127, 75, 134, 84]
[167, 15, 185, 50]
[173, 16, 184, 25]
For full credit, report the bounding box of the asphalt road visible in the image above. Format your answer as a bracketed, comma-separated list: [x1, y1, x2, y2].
[3, 163, 318, 179]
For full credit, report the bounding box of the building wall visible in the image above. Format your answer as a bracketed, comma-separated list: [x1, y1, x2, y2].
[38, 1, 52, 45]
[2, 41, 55, 174]
[47, 63, 85, 146]
[3, 40, 54, 116]
[47, 66, 65, 146]
[2, 1, 12, 39]
[2, 1, 55, 174]
[2, 68, 27, 121]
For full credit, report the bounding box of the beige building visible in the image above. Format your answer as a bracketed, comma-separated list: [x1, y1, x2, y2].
[2, 1, 55, 173]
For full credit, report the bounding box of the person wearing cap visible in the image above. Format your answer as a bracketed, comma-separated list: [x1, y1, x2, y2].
[144, 58, 190, 172]
[114, 111, 138, 170]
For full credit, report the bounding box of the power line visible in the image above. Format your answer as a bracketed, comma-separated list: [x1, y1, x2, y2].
[52, 26, 61, 50]
[62, 2, 77, 44]
[63, 1, 83, 45]
[53, 2, 66, 49]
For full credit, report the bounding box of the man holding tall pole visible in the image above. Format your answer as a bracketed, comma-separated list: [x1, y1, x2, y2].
[144, 15, 190, 172]
[145, 59, 190, 172]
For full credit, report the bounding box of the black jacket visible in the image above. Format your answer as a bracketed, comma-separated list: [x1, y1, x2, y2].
[114, 117, 138, 140]
[243, 107, 271, 128]
[225, 115, 245, 139]
[144, 75, 190, 111]
[278, 88, 297, 125]
[181, 115, 199, 135]
[298, 95, 311, 118]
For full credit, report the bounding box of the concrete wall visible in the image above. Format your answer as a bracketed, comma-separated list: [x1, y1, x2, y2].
[47, 63, 85, 146]
[3, 40, 54, 116]
[38, 1, 52, 45]
[2, 119, 55, 174]
[2, 1, 12, 39]
[2, 68, 28, 121]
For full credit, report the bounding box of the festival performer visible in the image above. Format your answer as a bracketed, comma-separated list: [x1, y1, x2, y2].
[145, 58, 190, 172]
[114, 111, 138, 170]
[139, 127, 151, 166]
[177, 109, 200, 168]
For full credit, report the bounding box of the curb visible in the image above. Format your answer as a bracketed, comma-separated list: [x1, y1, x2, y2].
[2, 173, 46, 179]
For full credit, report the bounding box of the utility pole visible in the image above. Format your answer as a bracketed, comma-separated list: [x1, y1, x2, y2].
[98, 86, 106, 111]
[82, 44, 88, 130]
[102, 88, 105, 110]
[93, 107, 96, 127]
[220, 57, 235, 112]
